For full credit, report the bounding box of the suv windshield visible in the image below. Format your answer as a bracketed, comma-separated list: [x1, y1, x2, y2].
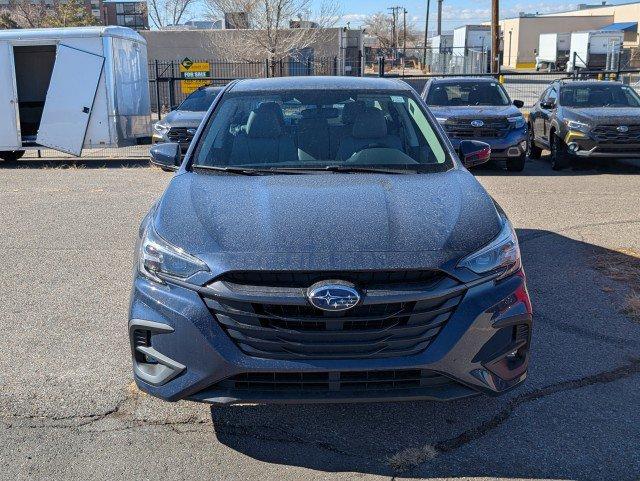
[192, 89, 451, 172]
[426, 81, 510, 106]
[559, 84, 640, 108]
[178, 88, 221, 112]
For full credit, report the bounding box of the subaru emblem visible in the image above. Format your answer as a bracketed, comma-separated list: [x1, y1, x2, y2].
[307, 282, 361, 312]
[471, 119, 484, 128]
[617, 125, 629, 133]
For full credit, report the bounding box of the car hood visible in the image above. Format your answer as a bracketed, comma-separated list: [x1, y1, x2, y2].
[561, 107, 640, 124]
[154, 170, 502, 272]
[161, 109, 207, 127]
[428, 105, 521, 119]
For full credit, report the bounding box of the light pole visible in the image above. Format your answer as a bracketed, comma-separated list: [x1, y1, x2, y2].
[423, 0, 431, 68]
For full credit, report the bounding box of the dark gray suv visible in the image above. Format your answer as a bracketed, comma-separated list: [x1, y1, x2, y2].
[132, 76, 533, 405]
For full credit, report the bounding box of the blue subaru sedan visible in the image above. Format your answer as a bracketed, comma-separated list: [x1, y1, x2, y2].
[130, 76, 532, 405]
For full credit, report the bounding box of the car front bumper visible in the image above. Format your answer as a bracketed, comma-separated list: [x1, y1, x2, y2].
[129, 270, 532, 405]
[448, 128, 528, 160]
[563, 131, 640, 158]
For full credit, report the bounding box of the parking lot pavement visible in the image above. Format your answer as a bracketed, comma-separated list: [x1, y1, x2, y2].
[1, 157, 640, 481]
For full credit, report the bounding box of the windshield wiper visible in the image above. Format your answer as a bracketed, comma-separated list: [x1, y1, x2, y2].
[322, 165, 415, 174]
[192, 165, 307, 175]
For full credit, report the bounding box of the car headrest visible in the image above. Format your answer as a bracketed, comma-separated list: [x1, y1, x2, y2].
[341, 101, 366, 125]
[430, 86, 450, 105]
[246, 103, 284, 138]
[352, 107, 387, 139]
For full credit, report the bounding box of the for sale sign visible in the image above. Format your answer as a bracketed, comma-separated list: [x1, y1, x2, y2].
[179, 58, 211, 94]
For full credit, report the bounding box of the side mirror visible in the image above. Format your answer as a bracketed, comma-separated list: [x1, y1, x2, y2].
[459, 140, 491, 168]
[540, 99, 556, 110]
[150, 142, 181, 171]
[513, 99, 524, 108]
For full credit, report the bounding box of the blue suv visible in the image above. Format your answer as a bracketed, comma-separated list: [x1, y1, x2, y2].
[422, 77, 528, 172]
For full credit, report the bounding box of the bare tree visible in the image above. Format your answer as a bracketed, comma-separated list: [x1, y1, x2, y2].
[202, 0, 340, 68]
[363, 11, 419, 51]
[148, 0, 199, 29]
[7, 0, 49, 28]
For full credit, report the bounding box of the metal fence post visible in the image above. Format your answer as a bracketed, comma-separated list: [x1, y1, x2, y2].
[168, 60, 176, 109]
[333, 56, 338, 76]
[378, 57, 385, 77]
[307, 57, 312, 76]
[154, 59, 161, 121]
[265, 59, 270, 78]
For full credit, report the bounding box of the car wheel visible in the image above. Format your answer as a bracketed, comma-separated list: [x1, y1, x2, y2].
[550, 133, 571, 171]
[527, 126, 542, 160]
[506, 153, 526, 172]
[0, 150, 25, 162]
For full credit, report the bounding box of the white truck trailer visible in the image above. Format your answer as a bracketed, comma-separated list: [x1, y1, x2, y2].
[536, 33, 571, 71]
[429, 34, 453, 73]
[0, 26, 151, 160]
[566, 30, 624, 72]
[451, 25, 491, 73]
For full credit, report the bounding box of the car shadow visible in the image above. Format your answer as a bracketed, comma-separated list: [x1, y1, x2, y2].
[0, 158, 151, 169]
[207, 229, 640, 480]
[476, 155, 640, 176]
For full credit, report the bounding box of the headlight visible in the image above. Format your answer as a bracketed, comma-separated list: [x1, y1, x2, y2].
[138, 218, 208, 283]
[566, 119, 589, 132]
[508, 116, 525, 129]
[458, 219, 521, 279]
[153, 122, 170, 136]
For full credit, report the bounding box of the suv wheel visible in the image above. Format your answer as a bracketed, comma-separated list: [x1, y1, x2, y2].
[506, 153, 526, 172]
[550, 133, 571, 171]
[527, 126, 542, 160]
[0, 150, 25, 162]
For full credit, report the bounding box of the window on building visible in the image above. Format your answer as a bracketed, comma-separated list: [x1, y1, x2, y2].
[115, 2, 147, 29]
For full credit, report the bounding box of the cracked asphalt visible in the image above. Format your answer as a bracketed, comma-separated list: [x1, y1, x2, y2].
[1, 156, 640, 481]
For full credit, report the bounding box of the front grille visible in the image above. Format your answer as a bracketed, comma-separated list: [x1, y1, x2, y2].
[215, 369, 453, 392]
[444, 118, 510, 139]
[166, 127, 194, 143]
[201, 270, 464, 360]
[590, 124, 640, 143]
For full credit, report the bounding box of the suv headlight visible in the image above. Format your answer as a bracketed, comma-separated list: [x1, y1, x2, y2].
[508, 116, 525, 129]
[153, 122, 170, 136]
[566, 119, 589, 132]
[138, 218, 208, 283]
[458, 219, 521, 279]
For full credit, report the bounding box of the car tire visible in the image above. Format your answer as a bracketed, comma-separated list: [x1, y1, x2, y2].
[527, 126, 542, 160]
[0, 150, 25, 162]
[506, 153, 526, 172]
[550, 133, 571, 171]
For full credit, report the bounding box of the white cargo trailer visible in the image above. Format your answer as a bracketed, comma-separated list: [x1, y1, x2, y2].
[452, 25, 491, 56]
[566, 30, 624, 72]
[429, 34, 453, 72]
[0, 26, 151, 159]
[536, 33, 571, 71]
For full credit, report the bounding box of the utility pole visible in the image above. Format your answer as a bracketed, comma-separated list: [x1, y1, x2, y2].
[491, 0, 500, 73]
[423, 0, 431, 67]
[388, 6, 403, 60]
[437, 0, 442, 36]
[402, 8, 407, 59]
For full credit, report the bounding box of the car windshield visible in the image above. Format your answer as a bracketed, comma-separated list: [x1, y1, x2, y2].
[191, 89, 451, 173]
[426, 81, 510, 106]
[178, 88, 221, 112]
[559, 84, 640, 108]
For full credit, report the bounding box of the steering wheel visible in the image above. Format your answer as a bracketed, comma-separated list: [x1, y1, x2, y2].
[353, 142, 386, 154]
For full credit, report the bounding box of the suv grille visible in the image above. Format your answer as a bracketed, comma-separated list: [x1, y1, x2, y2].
[591, 124, 640, 143]
[215, 369, 453, 392]
[166, 127, 194, 143]
[443, 118, 510, 139]
[201, 270, 464, 360]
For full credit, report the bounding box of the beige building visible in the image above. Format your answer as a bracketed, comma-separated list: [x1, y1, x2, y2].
[499, 15, 613, 68]
[498, 1, 640, 69]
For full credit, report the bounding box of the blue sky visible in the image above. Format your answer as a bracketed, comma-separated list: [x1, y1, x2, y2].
[335, 0, 631, 31]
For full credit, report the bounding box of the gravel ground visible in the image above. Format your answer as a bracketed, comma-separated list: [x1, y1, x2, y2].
[1, 156, 639, 481]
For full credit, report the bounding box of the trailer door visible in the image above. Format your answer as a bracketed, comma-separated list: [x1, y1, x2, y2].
[36, 45, 104, 156]
[0, 43, 20, 150]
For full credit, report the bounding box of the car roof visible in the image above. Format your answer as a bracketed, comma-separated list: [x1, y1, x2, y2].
[555, 80, 624, 87]
[430, 77, 498, 84]
[229, 76, 412, 92]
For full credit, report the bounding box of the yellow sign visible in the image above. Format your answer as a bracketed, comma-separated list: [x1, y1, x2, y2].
[179, 58, 211, 94]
